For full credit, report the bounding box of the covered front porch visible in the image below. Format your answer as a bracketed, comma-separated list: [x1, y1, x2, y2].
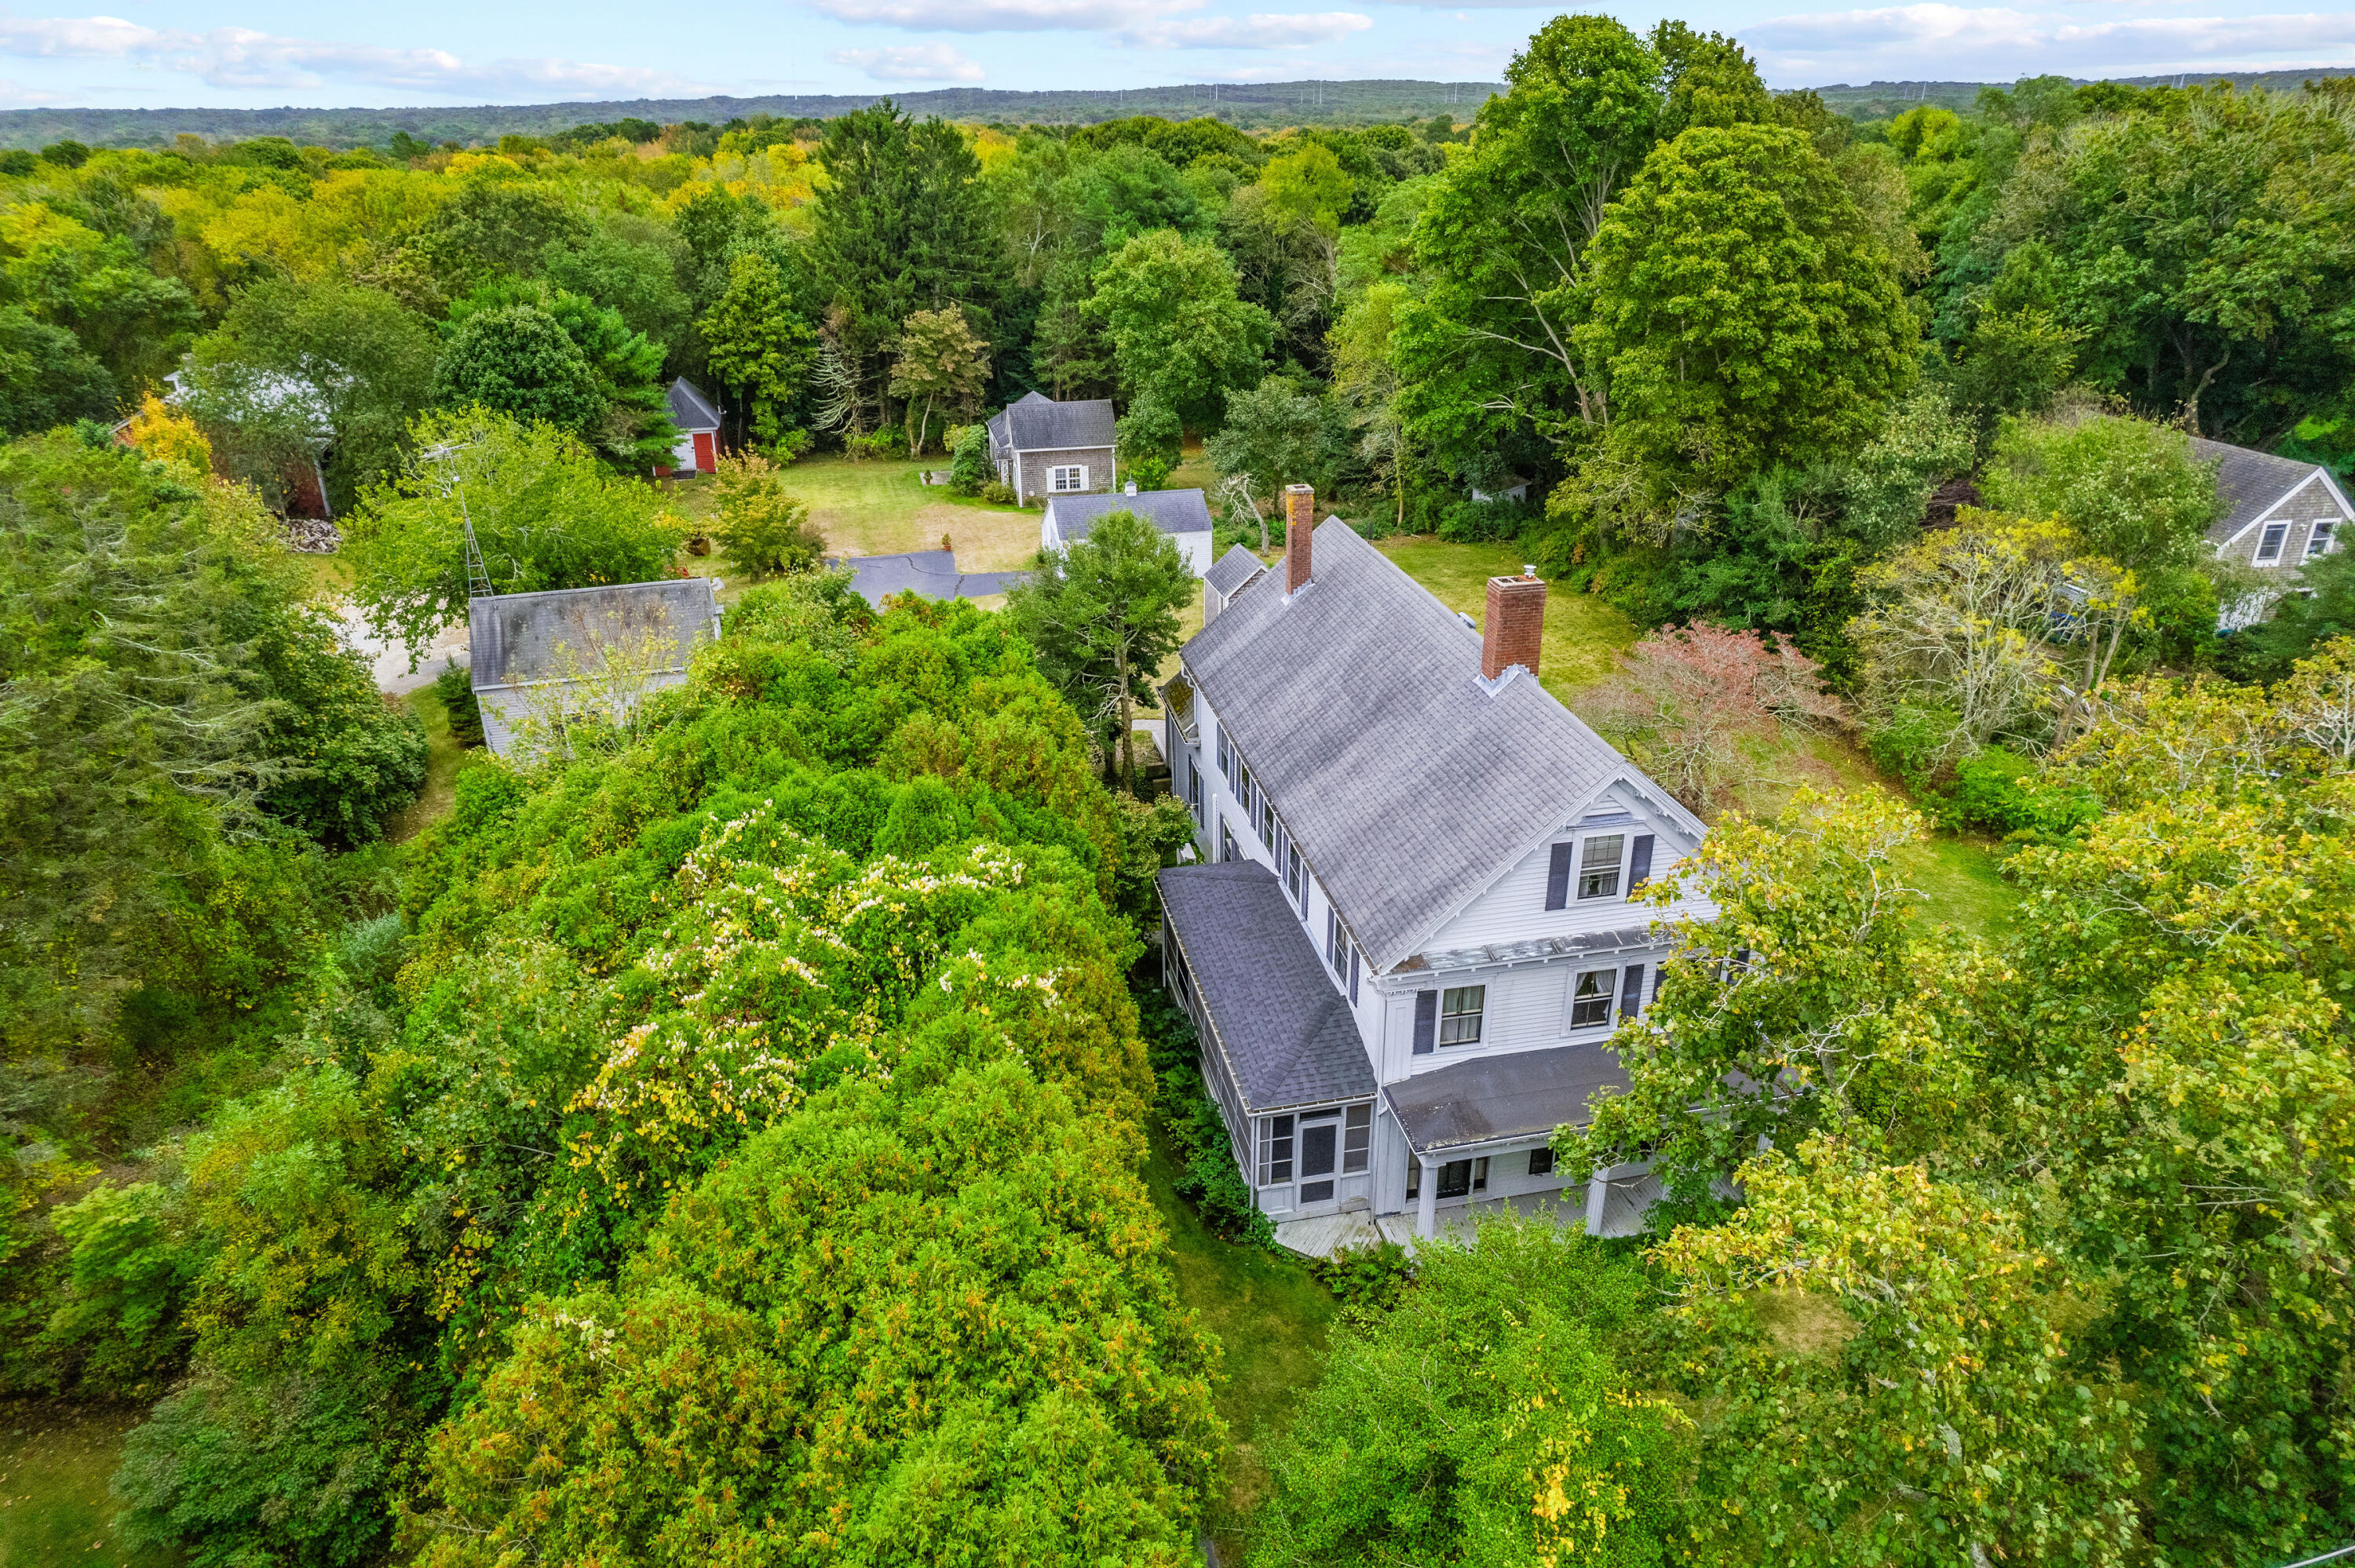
[1272, 1166, 1664, 1258]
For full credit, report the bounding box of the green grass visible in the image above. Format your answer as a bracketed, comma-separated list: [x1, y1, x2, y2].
[0, 1405, 173, 1568]
[666, 454, 1044, 574]
[1895, 833, 2018, 940]
[1377, 536, 1638, 701]
[1141, 1130, 1337, 1552]
[385, 686, 482, 844]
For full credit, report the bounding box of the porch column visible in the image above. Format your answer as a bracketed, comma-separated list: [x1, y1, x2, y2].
[1584, 1164, 1609, 1235]
[1415, 1153, 1438, 1239]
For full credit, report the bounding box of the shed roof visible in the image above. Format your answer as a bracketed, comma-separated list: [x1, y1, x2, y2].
[666, 377, 721, 432]
[469, 578, 719, 693]
[1382, 1043, 1630, 1154]
[1046, 487, 1214, 543]
[834, 549, 1028, 607]
[1183, 519, 1681, 974]
[1159, 860, 1376, 1115]
[1204, 543, 1266, 596]
[2189, 436, 2329, 544]
[989, 391, 1115, 454]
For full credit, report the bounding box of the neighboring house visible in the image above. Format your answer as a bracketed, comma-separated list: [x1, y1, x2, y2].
[1156, 486, 1713, 1245]
[988, 391, 1115, 505]
[2194, 436, 2351, 629]
[834, 550, 1028, 607]
[1202, 543, 1265, 627]
[162, 369, 333, 519]
[663, 378, 722, 475]
[1041, 485, 1215, 575]
[469, 578, 722, 757]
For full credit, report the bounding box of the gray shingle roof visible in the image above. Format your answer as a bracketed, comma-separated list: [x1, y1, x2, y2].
[666, 377, 721, 432]
[1204, 543, 1265, 596]
[2189, 436, 2322, 544]
[834, 550, 1028, 606]
[1183, 520, 1654, 975]
[469, 578, 721, 693]
[1383, 1043, 1630, 1153]
[990, 390, 1114, 454]
[1046, 487, 1213, 543]
[1159, 860, 1376, 1114]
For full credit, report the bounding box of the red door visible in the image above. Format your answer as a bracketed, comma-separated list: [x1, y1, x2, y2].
[692, 431, 717, 471]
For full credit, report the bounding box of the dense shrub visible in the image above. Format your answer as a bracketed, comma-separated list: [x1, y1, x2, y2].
[980, 477, 1017, 505]
[1948, 744, 2100, 839]
[432, 659, 484, 747]
[945, 420, 991, 494]
[1252, 1218, 1689, 1565]
[1433, 494, 1535, 542]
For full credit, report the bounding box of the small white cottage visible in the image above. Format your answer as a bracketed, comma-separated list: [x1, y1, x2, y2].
[1041, 487, 1215, 576]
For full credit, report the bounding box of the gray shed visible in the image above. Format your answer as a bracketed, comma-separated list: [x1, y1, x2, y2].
[468, 578, 722, 756]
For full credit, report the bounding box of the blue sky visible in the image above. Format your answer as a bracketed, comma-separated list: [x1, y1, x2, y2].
[0, 0, 2348, 111]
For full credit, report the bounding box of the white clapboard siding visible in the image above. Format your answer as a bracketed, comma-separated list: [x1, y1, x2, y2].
[1419, 784, 1709, 954]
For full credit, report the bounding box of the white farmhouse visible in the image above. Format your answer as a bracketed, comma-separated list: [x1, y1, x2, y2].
[1041, 486, 1215, 576]
[1156, 486, 1712, 1248]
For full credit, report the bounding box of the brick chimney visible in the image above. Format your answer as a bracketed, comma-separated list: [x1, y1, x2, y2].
[1482, 571, 1546, 682]
[1283, 484, 1314, 593]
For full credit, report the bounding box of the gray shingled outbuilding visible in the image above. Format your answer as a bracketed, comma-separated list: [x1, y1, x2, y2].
[1041, 487, 1215, 575]
[987, 391, 1116, 505]
[469, 578, 722, 756]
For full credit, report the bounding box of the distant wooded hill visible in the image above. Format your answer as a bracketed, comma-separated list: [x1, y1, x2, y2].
[0, 80, 1503, 149]
[4, 65, 2352, 150]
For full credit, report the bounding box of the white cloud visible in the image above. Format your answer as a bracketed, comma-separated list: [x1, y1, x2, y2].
[0, 71, 60, 103]
[829, 42, 985, 80]
[805, 0, 1371, 49]
[0, 13, 706, 97]
[1123, 11, 1374, 47]
[1747, 5, 2355, 84]
[804, 0, 1170, 32]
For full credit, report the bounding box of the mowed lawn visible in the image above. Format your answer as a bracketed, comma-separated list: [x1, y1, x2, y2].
[0, 1406, 173, 1568]
[663, 454, 1046, 574]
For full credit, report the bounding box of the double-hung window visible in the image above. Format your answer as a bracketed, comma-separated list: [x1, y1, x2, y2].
[1050, 464, 1088, 493]
[1217, 729, 1232, 783]
[1326, 908, 1346, 976]
[1284, 842, 1306, 912]
[1342, 1103, 1370, 1172]
[1578, 834, 1624, 900]
[1186, 757, 1203, 820]
[1221, 821, 1239, 864]
[2309, 520, 2338, 560]
[1439, 985, 1485, 1047]
[2257, 521, 2291, 564]
[1568, 967, 1616, 1030]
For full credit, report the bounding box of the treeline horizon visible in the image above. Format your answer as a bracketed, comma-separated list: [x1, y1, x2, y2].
[6, 63, 2353, 150]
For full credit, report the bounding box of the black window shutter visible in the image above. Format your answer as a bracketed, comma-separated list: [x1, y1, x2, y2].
[1627, 834, 1655, 891]
[1412, 990, 1437, 1054]
[1349, 946, 1360, 1005]
[1545, 842, 1574, 910]
[1619, 963, 1646, 1019]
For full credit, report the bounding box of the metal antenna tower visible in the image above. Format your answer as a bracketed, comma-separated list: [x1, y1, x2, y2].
[421, 439, 492, 600]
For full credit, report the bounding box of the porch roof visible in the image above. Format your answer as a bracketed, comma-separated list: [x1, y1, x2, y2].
[1383, 1043, 1629, 1156]
[1159, 860, 1375, 1115]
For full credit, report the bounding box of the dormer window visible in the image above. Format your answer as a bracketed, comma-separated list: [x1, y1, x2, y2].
[1578, 834, 1624, 900]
